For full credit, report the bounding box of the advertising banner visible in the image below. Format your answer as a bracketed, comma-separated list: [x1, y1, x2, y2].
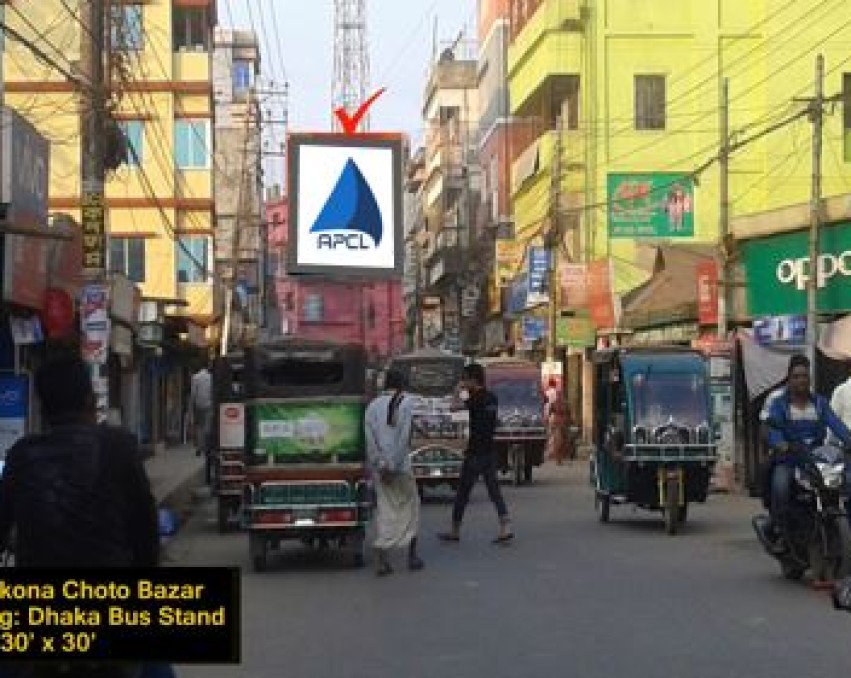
[560, 263, 588, 311]
[608, 173, 695, 238]
[526, 247, 550, 307]
[696, 260, 719, 326]
[556, 315, 596, 348]
[495, 239, 524, 286]
[287, 135, 403, 278]
[252, 402, 365, 462]
[753, 315, 807, 345]
[587, 259, 616, 329]
[741, 221, 851, 316]
[0, 374, 28, 456]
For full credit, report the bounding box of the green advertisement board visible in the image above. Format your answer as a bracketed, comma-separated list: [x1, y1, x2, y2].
[251, 401, 365, 462]
[556, 315, 596, 348]
[608, 173, 695, 238]
[741, 222, 851, 316]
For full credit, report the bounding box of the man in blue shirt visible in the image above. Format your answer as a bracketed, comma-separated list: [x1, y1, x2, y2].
[764, 354, 851, 542]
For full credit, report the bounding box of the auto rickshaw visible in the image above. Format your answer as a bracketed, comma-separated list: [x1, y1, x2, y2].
[385, 349, 467, 499]
[241, 338, 371, 571]
[589, 347, 718, 535]
[211, 351, 246, 533]
[478, 358, 547, 486]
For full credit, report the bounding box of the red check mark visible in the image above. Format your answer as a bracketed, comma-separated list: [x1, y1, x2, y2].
[334, 87, 387, 135]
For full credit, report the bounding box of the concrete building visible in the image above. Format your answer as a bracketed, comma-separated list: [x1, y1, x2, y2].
[3, 0, 219, 447]
[264, 192, 405, 363]
[417, 39, 481, 353]
[213, 27, 263, 346]
[5, 0, 220, 326]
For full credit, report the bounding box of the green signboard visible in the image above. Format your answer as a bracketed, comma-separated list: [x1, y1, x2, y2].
[556, 314, 596, 348]
[608, 173, 695, 238]
[251, 401, 365, 462]
[741, 222, 851, 316]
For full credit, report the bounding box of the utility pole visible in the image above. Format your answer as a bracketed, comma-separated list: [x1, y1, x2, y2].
[547, 115, 564, 361]
[806, 54, 824, 388]
[718, 78, 730, 339]
[80, 0, 109, 424]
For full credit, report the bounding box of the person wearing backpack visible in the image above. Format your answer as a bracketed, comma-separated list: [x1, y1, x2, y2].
[0, 355, 166, 678]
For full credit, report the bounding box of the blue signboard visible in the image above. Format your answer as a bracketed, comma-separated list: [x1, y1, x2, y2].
[753, 315, 807, 345]
[507, 275, 529, 317]
[0, 374, 28, 455]
[522, 317, 547, 342]
[527, 247, 550, 306]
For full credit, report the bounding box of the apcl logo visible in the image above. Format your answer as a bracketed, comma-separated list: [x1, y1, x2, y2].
[310, 158, 383, 250]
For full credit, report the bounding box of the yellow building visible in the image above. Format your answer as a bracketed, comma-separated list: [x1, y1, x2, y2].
[507, 0, 851, 296]
[3, 0, 219, 327]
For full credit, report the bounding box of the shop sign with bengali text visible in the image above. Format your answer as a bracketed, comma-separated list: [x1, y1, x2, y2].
[560, 263, 588, 311]
[587, 259, 617, 329]
[608, 173, 695, 238]
[81, 187, 106, 274]
[526, 247, 550, 307]
[495, 239, 524, 286]
[696, 260, 719, 326]
[556, 314, 596, 348]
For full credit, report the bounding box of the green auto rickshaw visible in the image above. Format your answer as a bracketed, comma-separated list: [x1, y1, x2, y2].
[589, 347, 718, 535]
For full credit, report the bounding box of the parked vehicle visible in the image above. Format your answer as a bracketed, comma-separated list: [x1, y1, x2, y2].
[478, 358, 547, 486]
[386, 349, 467, 498]
[589, 347, 718, 534]
[753, 444, 851, 582]
[211, 351, 246, 533]
[241, 339, 371, 571]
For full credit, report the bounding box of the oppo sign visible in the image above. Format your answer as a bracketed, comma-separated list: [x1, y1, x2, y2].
[776, 250, 851, 291]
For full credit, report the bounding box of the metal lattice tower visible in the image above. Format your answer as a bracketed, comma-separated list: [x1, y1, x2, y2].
[332, 0, 370, 131]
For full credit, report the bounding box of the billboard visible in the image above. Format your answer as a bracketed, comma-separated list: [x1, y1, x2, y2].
[287, 135, 403, 277]
[251, 402, 365, 463]
[608, 173, 694, 238]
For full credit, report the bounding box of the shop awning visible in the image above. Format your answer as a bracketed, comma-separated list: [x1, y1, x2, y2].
[620, 245, 717, 330]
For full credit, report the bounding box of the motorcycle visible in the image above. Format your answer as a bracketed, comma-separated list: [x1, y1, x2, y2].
[753, 444, 851, 582]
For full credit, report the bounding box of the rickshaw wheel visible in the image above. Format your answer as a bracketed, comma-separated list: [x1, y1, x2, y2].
[781, 559, 805, 581]
[664, 478, 679, 536]
[595, 492, 611, 523]
[524, 461, 534, 484]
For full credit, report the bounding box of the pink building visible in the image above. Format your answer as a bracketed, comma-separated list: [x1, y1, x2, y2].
[266, 195, 405, 363]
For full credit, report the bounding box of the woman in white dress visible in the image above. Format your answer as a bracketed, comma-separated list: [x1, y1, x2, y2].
[365, 368, 424, 576]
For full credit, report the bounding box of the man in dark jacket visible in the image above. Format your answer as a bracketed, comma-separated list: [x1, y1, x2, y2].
[439, 363, 513, 544]
[0, 355, 159, 568]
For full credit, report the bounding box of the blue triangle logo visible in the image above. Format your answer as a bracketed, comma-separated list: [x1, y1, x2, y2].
[310, 158, 383, 246]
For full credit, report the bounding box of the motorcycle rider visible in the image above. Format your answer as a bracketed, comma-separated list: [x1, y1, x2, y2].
[762, 354, 851, 549]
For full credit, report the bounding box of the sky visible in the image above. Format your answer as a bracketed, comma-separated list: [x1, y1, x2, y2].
[219, 1, 476, 151]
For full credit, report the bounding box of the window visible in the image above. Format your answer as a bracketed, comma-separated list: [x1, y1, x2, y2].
[109, 238, 145, 283]
[844, 74, 851, 161]
[111, 4, 143, 51]
[176, 236, 209, 284]
[303, 294, 324, 322]
[173, 7, 209, 51]
[634, 75, 666, 130]
[174, 120, 209, 169]
[233, 60, 253, 95]
[120, 121, 143, 166]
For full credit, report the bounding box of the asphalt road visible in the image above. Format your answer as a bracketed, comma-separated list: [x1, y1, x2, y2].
[168, 462, 851, 678]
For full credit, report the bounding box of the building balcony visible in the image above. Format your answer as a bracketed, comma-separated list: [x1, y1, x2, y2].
[174, 50, 211, 83]
[508, 0, 583, 113]
[173, 280, 220, 320]
[511, 129, 585, 239]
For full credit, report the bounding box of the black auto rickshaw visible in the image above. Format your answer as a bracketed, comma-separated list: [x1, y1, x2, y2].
[241, 338, 371, 571]
[211, 351, 246, 533]
[385, 349, 467, 498]
[478, 358, 547, 486]
[589, 347, 718, 534]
